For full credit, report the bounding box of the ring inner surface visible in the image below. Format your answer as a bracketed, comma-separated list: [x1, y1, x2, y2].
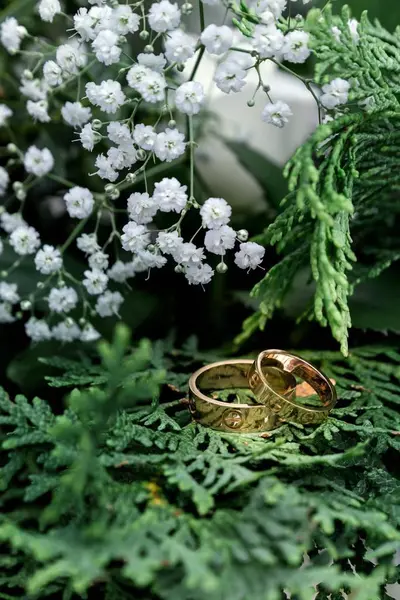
[261, 354, 332, 408]
[197, 363, 249, 391]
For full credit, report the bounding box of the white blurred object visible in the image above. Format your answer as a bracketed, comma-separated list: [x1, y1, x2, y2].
[184, 50, 319, 211]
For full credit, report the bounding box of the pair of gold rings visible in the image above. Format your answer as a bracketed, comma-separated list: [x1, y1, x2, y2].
[188, 350, 337, 433]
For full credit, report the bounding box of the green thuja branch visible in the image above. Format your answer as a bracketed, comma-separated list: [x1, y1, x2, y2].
[239, 6, 400, 354]
[0, 332, 399, 598]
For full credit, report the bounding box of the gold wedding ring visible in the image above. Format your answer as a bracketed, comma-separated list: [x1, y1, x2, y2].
[248, 350, 337, 425]
[188, 360, 296, 433]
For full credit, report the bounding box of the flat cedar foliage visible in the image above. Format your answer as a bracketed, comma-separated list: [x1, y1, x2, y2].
[0, 325, 399, 600]
[240, 6, 400, 355]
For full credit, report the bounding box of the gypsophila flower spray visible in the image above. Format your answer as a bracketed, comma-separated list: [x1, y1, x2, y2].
[0, 0, 353, 341]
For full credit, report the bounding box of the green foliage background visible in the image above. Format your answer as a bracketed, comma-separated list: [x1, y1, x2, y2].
[1, 325, 400, 599]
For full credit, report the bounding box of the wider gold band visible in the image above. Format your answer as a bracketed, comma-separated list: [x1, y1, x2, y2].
[248, 350, 337, 425]
[188, 360, 295, 433]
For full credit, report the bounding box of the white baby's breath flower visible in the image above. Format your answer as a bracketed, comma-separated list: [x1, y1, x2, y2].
[82, 268, 108, 295]
[261, 0, 286, 18]
[173, 242, 204, 266]
[43, 60, 63, 86]
[280, 31, 310, 63]
[107, 260, 134, 283]
[48, 286, 78, 313]
[154, 128, 186, 162]
[38, 0, 61, 23]
[201, 24, 233, 55]
[136, 71, 167, 103]
[107, 146, 137, 170]
[79, 123, 97, 151]
[56, 43, 86, 74]
[137, 250, 167, 270]
[10, 225, 41, 255]
[0, 17, 27, 54]
[77, 233, 100, 255]
[164, 29, 196, 64]
[156, 231, 183, 254]
[214, 59, 248, 94]
[0, 212, 26, 232]
[107, 122, 132, 147]
[320, 78, 351, 109]
[204, 225, 236, 255]
[148, 0, 181, 32]
[52, 320, 81, 342]
[127, 192, 158, 224]
[153, 178, 188, 213]
[92, 29, 121, 65]
[121, 221, 151, 252]
[61, 101, 92, 127]
[88, 251, 109, 271]
[95, 154, 118, 182]
[81, 323, 101, 342]
[20, 77, 49, 101]
[86, 80, 125, 113]
[0, 303, 16, 323]
[132, 124, 156, 150]
[126, 64, 149, 90]
[0, 282, 20, 304]
[185, 263, 214, 285]
[95, 290, 124, 317]
[137, 52, 166, 72]
[0, 104, 13, 127]
[24, 146, 54, 176]
[73, 7, 96, 41]
[234, 242, 265, 269]
[35, 245, 63, 274]
[251, 24, 284, 58]
[200, 197, 232, 229]
[261, 101, 292, 128]
[25, 317, 52, 341]
[64, 187, 94, 219]
[175, 81, 204, 115]
[27, 99, 51, 123]
[112, 4, 140, 35]
[348, 18, 359, 43]
[0, 167, 9, 197]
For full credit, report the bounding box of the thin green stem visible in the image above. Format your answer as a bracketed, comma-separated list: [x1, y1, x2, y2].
[269, 58, 322, 124]
[60, 217, 90, 253]
[188, 116, 195, 200]
[188, 46, 205, 82]
[199, 0, 205, 30]
[47, 173, 75, 188]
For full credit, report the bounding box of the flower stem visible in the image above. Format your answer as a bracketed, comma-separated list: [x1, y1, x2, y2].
[60, 217, 90, 253]
[189, 116, 195, 200]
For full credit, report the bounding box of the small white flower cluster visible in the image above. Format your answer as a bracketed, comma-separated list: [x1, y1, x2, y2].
[0, 0, 353, 342]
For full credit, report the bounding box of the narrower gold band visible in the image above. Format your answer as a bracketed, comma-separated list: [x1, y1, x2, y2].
[188, 360, 295, 433]
[248, 350, 337, 425]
